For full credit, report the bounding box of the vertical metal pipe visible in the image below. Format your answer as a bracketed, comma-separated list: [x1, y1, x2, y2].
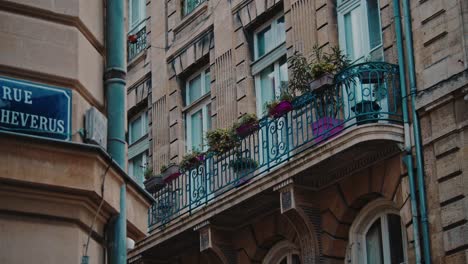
[401, 0, 432, 262]
[105, 0, 127, 263]
[392, 0, 422, 262]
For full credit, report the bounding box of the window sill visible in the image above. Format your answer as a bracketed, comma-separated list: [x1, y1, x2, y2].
[251, 42, 287, 75]
[182, 92, 211, 112]
[129, 133, 148, 148]
[174, 2, 208, 35]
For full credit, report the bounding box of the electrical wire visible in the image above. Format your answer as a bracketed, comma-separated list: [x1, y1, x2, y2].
[82, 160, 112, 259]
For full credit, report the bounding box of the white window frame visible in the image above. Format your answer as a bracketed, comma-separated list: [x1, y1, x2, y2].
[253, 14, 286, 60]
[128, 151, 147, 184]
[347, 199, 408, 264]
[262, 240, 301, 264]
[184, 66, 211, 152]
[337, 0, 383, 63]
[129, 110, 148, 145]
[254, 58, 288, 117]
[128, 0, 146, 31]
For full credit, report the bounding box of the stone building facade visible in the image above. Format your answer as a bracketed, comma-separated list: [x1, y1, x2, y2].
[0, 1, 151, 263]
[125, 0, 468, 263]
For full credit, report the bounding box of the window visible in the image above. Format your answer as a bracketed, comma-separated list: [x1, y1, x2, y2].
[255, 56, 288, 116]
[254, 15, 286, 60]
[337, 0, 383, 62]
[263, 241, 301, 264]
[129, 151, 147, 184]
[129, 111, 148, 145]
[183, 0, 205, 16]
[129, 0, 145, 31]
[184, 67, 212, 151]
[347, 199, 407, 264]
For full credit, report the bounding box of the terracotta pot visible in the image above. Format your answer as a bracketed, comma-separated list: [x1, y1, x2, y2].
[269, 101, 293, 118]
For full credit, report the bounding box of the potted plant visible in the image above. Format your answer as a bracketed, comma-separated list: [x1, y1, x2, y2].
[229, 155, 258, 187]
[206, 128, 239, 155]
[143, 167, 164, 192]
[265, 91, 294, 118]
[161, 163, 181, 183]
[351, 100, 382, 125]
[288, 45, 350, 94]
[233, 113, 259, 138]
[179, 150, 205, 172]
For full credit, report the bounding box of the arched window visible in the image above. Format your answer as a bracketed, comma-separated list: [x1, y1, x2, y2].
[263, 240, 301, 264]
[347, 199, 407, 264]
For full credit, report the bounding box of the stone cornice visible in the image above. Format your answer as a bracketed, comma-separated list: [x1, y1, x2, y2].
[0, 0, 104, 55]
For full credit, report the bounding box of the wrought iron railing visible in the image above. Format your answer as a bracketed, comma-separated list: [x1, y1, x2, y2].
[127, 25, 147, 61]
[148, 62, 402, 229]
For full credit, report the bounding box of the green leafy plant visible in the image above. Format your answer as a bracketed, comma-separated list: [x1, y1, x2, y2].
[232, 113, 259, 130]
[229, 156, 258, 172]
[179, 149, 205, 171]
[206, 128, 239, 155]
[288, 45, 350, 95]
[144, 166, 154, 180]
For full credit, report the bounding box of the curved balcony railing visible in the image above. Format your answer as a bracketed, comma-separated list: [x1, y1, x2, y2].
[148, 62, 402, 229]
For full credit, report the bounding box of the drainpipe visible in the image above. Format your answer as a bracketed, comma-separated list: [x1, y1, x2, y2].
[392, 1, 422, 263]
[105, 0, 127, 263]
[401, 0, 432, 262]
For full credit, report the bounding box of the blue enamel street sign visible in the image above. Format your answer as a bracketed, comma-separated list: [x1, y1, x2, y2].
[0, 77, 72, 140]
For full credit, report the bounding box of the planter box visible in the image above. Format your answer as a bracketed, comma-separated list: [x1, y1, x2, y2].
[312, 117, 344, 143]
[144, 176, 164, 193]
[236, 122, 259, 138]
[309, 73, 334, 92]
[351, 100, 381, 125]
[269, 101, 293, 118]
[161, 164, 181, 183]
[234, 170, 255, 187]
[181, 154, 205, 171]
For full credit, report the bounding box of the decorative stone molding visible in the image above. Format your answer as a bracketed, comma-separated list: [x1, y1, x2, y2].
[199, 227, 212, 251]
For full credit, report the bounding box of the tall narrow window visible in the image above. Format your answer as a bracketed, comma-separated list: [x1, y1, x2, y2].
[338, 0, 383, 62]
[185, 67, 212, 151]
[129, 111, 147, 144]
[254, 15, 287, 60]
[129, 0, 145, 30]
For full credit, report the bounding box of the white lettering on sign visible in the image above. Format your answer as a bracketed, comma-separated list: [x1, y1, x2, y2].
[1, 86, 33, 104]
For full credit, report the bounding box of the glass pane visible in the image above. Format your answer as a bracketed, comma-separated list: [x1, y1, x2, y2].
[344, 8, 363, 61]
[130, 116, 142, 143]
[279, 257, 287, 264]
[259, 64, 276, 114]
[366, 219, 384, 264]
[367, 0, 382, 50]
[204, 69, 211, 94]
[190, 110, 203, 151]
[292, 254, 301, 264]
[277, 16, 286, 45]
[344, 13, 355, 60]
[131, 0, 140, 26]
[257, 26, 271, 58]
[279, 56, 288, 92]
[131, 154, 144, 183]
[387, 214, 405, 264]
[207, 104, 212, 131]
[188, 74, 202, 104]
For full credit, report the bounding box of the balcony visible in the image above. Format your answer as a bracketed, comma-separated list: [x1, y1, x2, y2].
[127, 25, 147, 61]
[148, 62, 403, 230]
